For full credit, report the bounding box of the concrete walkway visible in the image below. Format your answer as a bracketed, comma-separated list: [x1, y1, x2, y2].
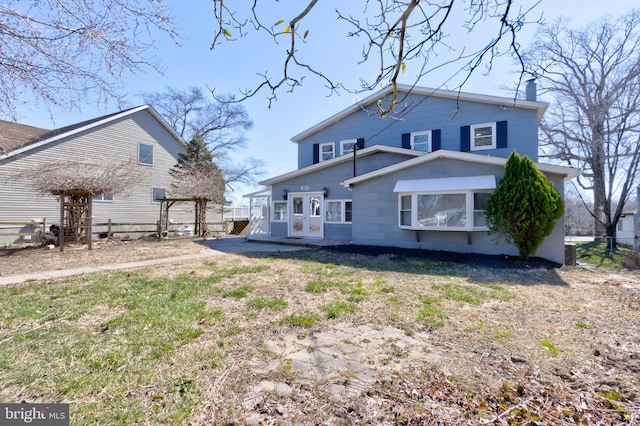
[0, 237, 310, 287]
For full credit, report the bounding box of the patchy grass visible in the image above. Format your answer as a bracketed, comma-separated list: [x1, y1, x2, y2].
[576, 241, 639, 268]
[0, 246, 637, 425]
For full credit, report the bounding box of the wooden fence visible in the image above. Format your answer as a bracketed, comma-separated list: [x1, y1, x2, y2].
[0, 219, 233, 243]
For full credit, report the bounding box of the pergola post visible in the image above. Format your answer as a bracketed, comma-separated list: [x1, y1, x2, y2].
[58, 193, 65, 252]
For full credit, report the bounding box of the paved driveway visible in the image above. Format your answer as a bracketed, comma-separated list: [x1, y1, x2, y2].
[202, 236, 310, 254]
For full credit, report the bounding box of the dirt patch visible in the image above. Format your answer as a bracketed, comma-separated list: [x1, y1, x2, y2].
[0, 237, 208, 277]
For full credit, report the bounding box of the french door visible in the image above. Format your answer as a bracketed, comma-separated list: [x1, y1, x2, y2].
[289, 193, 324, 238]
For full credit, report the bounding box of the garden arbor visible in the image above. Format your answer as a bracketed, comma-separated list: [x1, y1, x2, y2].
[24, 159, 144, 251]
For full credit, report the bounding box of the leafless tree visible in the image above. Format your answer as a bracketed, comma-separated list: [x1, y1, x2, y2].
[211, 0, 540, 116]
[169, 157, 226, 236]
[141, 86, 264, 186]
[0, 0, 179, 120]
[523, 10, 640, 246]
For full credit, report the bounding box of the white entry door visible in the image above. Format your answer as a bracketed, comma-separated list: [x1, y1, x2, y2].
[289, 193, 324, 238]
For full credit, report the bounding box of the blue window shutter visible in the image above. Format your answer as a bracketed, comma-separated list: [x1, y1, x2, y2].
[460, 126, 471, 152]
[432, 129, 441, 151]
[401, 133, 411, 149]
[313, 143, 319, 164]
[356, 138, 365, 149]
[496, 121, 508, 148]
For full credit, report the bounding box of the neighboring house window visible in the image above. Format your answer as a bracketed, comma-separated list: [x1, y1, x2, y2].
[471, 123, 496, 150]
[320, 142, 335, 162]
[152, 187, 166, 203]
[93, 194, 114, 202]
[411, 131, 431, 152]
[325, 200, 352, 223]
[273, 201, 288, 222]
[341, 139, 357, 156]
[138, 142, 154, 165]
[395, 176, 496, 231]
[618, 221, 623, 231]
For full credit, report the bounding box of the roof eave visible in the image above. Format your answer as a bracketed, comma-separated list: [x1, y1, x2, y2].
[290, 84, 549, 142]
[260, 145, 422, 186]
[342, 150, 580, 188]
[0, 105, 186, 161]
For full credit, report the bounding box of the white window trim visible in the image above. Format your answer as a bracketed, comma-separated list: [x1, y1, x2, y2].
[410, 130, 432, 152]
[470, 122, 497, 151]
[93, 194, 114, 202]
[325, 199, 352, 224]
[138, 142, 154, 166]
[340, 139, 357, 156]
[272, 201, 288, 222]
[319, 142, 335, 162]
[397, 190, 491, 231]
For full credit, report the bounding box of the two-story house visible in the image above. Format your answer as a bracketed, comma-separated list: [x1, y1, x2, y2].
[0, 105, 201, 244]
[249, 83, 579, 264]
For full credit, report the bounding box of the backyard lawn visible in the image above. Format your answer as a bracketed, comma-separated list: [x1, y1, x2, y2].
[0, 241, 638, 424]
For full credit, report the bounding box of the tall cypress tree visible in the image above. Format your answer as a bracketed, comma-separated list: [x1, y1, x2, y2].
[485, 152, 564, 259]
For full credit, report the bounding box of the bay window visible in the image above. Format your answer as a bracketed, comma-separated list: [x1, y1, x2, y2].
[394, 176, 496, 231]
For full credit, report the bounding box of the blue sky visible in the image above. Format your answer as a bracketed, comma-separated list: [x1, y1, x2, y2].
[13, 0, 636, 204]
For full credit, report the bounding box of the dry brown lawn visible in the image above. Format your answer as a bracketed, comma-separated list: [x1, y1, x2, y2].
[0, 238, 638, 425]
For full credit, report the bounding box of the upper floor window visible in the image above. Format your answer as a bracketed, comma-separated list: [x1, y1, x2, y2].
[340, 139, 357, 156]
[411, 131, 432, 152]
[471, 123, 497, 151]
[319, 142, 335, 162]
[138, 143, 154, 166]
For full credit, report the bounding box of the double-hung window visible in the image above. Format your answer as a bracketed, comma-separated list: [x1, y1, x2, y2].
[340, 139, 357, 156]
[273, 201, 288, 222]
[325, 200, 352, 223]
[138, 142, 154, 166]
[394, 176, 496, 231]
[320, 142, 335, 162]
[411, 131, 431, 152]
[471, 123, 497, 151]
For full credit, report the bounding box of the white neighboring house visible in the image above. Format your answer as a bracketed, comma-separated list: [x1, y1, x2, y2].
[617, 186, 639, 249]
[0, 105, 201, 244]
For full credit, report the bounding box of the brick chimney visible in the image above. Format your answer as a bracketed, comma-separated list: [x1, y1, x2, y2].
[525, 79, 537, 101]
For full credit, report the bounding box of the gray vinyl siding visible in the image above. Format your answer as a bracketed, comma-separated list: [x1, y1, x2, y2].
[269, 151, 415, 239]
[297, 93, 540, 169]
[349, 158, 566, 264]
[0, 109, 208, 243]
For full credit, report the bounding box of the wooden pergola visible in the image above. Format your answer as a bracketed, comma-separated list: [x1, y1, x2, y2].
[53, 190, 93, 252]
[158, 196, 212, 238]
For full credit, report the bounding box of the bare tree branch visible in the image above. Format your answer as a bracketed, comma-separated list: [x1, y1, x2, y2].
[0, 0, 179, 120]
[211, 0, 540, 117]
[525, 10, 640, 243]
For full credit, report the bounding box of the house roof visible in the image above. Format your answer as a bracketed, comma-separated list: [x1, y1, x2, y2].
[0, 105, 185, 161]
[259, 145, 423, 186]
[0, 121, 51, 153]
[291, 84, 549, 143]
[342, 149, 580, 189]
